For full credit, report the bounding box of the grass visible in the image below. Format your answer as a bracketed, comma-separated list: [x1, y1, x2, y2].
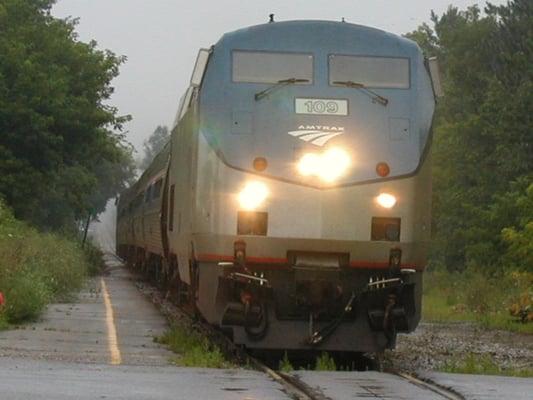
[278, 351, 294, 372]
[422, 266, 533, 334]
[0, 313, 8, 331]
[441, 353, 533, 378]
[315, 352, 337, 371]
[155, 324, 231, 368]
[277, 351, 339, 372]
[0, 200, 100, 327]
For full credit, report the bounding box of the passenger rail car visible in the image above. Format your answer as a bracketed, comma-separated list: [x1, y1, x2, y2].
[117, 20, 439, 353]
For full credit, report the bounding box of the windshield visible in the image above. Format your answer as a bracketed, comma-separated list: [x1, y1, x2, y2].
[329, 55, 409, 89]
[233, 51, 313, 84]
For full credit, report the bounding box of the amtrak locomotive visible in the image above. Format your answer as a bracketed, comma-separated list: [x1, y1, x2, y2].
[117, 20, 439, 353]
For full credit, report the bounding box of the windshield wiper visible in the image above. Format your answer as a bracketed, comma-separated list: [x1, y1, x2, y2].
[333, 81, 389, 106]
[254, 78, 309, 101]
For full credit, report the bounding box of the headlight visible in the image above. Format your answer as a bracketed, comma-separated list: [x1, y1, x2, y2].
[297, 147, 351, 182]
[297, 153, 321, 176]
[238, 182, 269, 211]
[376, 193, 397, 209]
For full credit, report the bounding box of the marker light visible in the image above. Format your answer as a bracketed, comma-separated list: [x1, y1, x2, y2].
[253, 157, 268, 172]
[376, 162, 390, 177]
[297, 147, 351, 182]
[238, 182, 269, 211]
[376, 193, 397, 209]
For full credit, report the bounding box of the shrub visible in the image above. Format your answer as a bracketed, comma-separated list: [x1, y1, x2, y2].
[2, 271, 50, 322]
[423, 264, 533, 333]
[83, 241, 106, 276]
[0, 200, 91, 324]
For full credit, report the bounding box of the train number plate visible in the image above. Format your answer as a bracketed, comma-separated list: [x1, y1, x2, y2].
[295, 98, 348, 116]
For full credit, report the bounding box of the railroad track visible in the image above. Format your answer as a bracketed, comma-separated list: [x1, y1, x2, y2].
[114, 254, 464, 400]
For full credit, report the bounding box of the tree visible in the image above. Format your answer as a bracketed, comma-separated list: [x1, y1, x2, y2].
[0, 0, 135, 230]
[405, 1, 532, 271]
[139, 125, 169, 171]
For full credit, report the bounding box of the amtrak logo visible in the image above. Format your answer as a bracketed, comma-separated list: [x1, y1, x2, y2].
[288, 125, 345, 146]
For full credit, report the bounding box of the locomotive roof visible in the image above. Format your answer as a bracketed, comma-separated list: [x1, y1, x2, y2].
[216, 20, 420, 55]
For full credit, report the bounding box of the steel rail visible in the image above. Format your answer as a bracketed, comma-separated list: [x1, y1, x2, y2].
[395, 371, 465, 400]
[119, 257, 319, 400]
[116, 253, 464, 400]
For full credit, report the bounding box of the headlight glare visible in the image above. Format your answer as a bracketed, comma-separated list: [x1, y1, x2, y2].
[376, 193, 397, 209]
[297, 153, 321, 176]
[297, 147, 351, 182]
[238, 182, 269, 211]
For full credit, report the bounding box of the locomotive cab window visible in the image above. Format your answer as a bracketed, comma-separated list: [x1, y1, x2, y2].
[232, 51, 313, 84]
[329, 55, 410, 89]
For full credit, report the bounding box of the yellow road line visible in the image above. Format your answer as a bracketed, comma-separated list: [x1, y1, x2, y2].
[101, 278, 122, 365]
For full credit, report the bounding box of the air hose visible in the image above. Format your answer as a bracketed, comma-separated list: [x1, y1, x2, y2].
[307, 291, 357, 346]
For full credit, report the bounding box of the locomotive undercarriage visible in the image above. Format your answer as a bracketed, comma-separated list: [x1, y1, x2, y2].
[118, 243, 421, 352]
[210, 255, 420, 352]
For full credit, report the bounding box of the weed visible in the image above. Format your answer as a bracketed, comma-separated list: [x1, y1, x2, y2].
[157, 325, 231, 368]
[422, 266, 533, 334]
[83, 241, 105, 276]
[315, 352, 336, 371]
[1, 271, 50, 322]
[441, 353, 533, 377]
[0, 313, 8, 330]
[279, 351, 293, 372]
[0, 200, 92, 325]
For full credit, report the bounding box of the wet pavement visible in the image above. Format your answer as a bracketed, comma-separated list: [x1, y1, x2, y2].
[0, 256, 291, 399]
[0, 257, 171, 365]
[419, 371, 533, 400]
[1, 255, 532, 399]
[0, 358, 289, 400]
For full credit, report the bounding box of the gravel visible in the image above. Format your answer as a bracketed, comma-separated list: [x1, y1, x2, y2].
[388, 322, 533, 373]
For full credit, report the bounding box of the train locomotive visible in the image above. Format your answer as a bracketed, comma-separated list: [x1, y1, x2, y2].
[117, 20, 439, 353]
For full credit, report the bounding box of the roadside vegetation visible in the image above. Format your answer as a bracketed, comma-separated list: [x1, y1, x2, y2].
[155, 324, 231, 368]
[0, 1, 131, 329]
[0, 200, 102, 328]
[408, 1, 532, 334]
[441, 353, 533, 378]
[423, 267, 533, 334]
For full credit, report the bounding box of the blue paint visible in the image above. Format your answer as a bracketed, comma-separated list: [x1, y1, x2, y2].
[199, 20, 435, 186]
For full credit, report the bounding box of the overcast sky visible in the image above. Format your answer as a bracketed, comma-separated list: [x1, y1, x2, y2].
[52, 0, 504, 155]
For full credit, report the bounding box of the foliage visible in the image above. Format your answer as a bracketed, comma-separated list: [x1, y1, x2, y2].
[422, 266, 533, 334]
[0, 313, 8, 331]
[0, 200, 95, 324]
[156, 324, 231, 368]
[406, 0, 532, 273]
[139, 125, 169, 171]
[83, 240, 106, 276]
[315, 352, 337, 371]
[441, 353, 533, 377]
[0, 0, 135, 231]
